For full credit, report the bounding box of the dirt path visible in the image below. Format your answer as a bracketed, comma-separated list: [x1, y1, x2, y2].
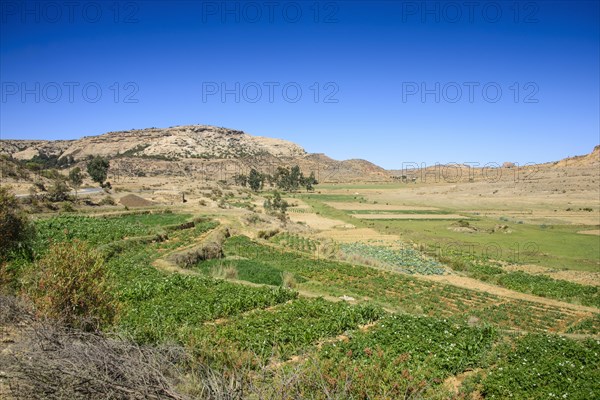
[424, 274, 599, 314]
[501, 263, 600, 287]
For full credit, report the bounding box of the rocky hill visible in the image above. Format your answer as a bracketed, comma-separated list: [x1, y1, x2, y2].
[1, 126, 307, 160]
[0, 125, 390, 182]
[548, 145, 600, 168]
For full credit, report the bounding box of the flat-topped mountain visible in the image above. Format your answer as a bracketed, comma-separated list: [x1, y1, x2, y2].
[1, 125, 307, 161]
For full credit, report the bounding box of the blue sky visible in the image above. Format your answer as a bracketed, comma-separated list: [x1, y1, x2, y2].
[1, 1, 598, 169]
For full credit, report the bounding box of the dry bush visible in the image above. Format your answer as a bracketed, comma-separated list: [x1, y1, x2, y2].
[1, 299, 188, 399]
[244, 213, 267, 225]
[317, 240, 339, 260]
[99, 196, 116, 206]
[0, 296, 252, 400]
[281, 271, 297, 289]
[170, 227, 230, 269]
[171, 242, 224, 269]
[257, 229, 279, 240]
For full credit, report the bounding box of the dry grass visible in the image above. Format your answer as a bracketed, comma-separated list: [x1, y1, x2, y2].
[0, 296, 187, 400]
[281, 271, 297, 289]
[210, 263, 238, 280]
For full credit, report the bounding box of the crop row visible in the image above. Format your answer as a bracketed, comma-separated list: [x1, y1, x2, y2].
[308, 313, 496, 398]
[481, 334, 600, 398]
[34, 213, 190, 248]
[270, 232, 319, 253]
[111, 246, 298, 343]
[223, 236, 593, 334]
[33, 214, 299, 344]
[339, 242, 446, 275]
[498, 271, 599, 308]
[195, 298, 384, 366]
[441, 252, 600, 308]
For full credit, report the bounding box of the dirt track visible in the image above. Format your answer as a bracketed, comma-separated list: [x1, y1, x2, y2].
[424, 274, 598, 314]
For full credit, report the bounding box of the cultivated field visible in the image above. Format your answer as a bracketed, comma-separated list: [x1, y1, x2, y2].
[2, 160, 599, 399]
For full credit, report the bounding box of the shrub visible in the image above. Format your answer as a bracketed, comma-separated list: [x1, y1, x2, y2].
[245, 213, 265, 225]
[23, 240, 117, 330]
[2, 301, 190, 400]
[61, 202, 75, 213]
[45, 179, 70, 202]
[257, 229, 279, 239]
[98, 196, 116, 206]
[0, 186, 35, 262]
[217, 198, 228, 208]
[281, 271, 297, 289]
[171, 242, 224, 268]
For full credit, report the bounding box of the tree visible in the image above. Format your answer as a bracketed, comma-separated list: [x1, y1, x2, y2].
[87, 156, 110, 187]
[233, 173, 248, 187]
[272, 165, 316, 192]
[274, 166, 290, 190]
[263, 191, 289, 223]
[46, 178, 70, 202]
[68, 167, 83, 198]
[303, 171, 318, 191]
[248, 168, 264, 192]
[0, 186, 34, 261]
[289, 165, 302, 191]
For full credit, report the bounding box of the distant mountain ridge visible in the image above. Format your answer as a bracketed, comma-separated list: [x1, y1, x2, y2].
[1, 126, 597, 183]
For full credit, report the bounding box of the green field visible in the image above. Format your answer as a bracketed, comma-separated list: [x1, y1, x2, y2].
[300, 194, 600, 272]
[5, 209, 599, 399]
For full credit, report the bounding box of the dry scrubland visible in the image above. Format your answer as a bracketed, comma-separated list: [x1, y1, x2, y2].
[1, 136, 599, 399]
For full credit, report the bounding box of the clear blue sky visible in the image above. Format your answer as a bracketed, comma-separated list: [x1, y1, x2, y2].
[1, 0, 598, 169]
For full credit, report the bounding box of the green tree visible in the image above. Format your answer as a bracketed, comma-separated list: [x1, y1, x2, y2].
[87, 156, 110, 187]
[248, 168, 264, 192]
[303, 171, 318, 191]
[273, 165, 311, 192]
[274, 166, 290, 190]
[68, 167, 83, 198]
[289, 165, 302, 191]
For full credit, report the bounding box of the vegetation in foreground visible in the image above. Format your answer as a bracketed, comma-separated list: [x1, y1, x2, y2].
[1, 187, 598, 399]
